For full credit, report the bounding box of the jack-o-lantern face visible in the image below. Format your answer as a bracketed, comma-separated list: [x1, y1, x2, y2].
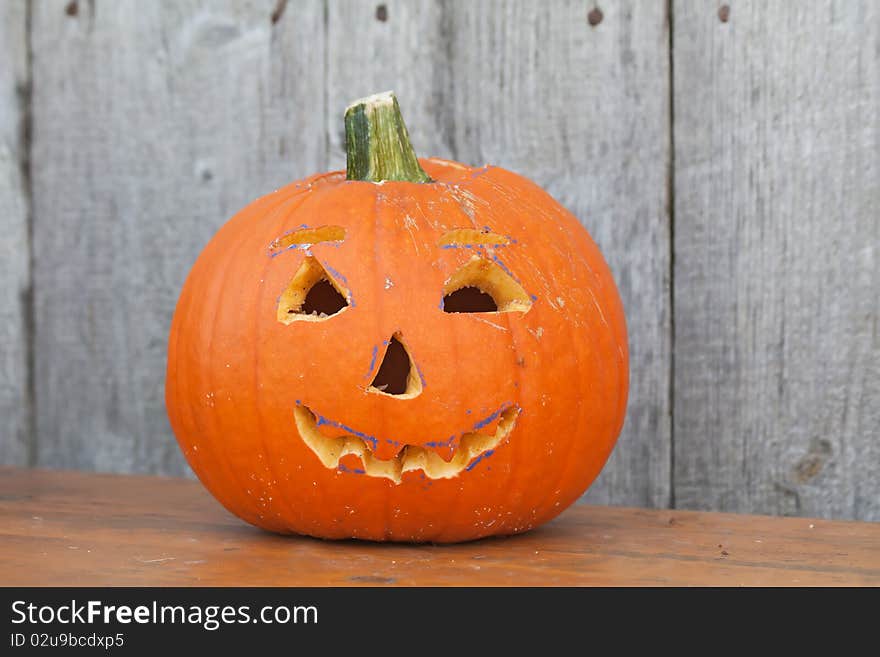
[166, 94, 628, 542]
[274, 221, 531, 484]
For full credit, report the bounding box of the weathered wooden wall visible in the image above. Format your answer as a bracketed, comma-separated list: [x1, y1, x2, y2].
[673, 0, 879, 520]
[0, 0, 876, 520]
[30, 0, 326, 474]
[0, 1, 31, 468]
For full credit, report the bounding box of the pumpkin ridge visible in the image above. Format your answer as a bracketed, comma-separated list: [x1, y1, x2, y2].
[192, 208, 264, 527]
[167, 180, 307, 511]
[251, 222, 303, 531]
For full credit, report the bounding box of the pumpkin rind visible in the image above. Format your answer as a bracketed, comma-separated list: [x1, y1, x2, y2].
[166, 96, 628, 543]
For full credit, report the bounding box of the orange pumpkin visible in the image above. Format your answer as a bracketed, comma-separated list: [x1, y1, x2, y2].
[166, 92, 628, 542]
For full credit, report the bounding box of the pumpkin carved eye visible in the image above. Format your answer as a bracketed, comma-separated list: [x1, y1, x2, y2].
[442, 257, 532, 314]
[277, 256, 349, 323]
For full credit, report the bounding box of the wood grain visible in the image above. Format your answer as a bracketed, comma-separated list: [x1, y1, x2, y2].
[325, 0, 450, 161]
[328, 0, 673, 508]
[29, 0, 326, 475]
[673, 1, 880, 520]
[0, 1, 31, 466]
[1, 468, 877, 586]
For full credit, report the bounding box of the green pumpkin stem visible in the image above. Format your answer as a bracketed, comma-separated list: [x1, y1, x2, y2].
[344, 91, 431, 183]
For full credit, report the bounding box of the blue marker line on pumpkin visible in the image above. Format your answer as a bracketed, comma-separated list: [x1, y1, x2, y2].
[471, 404, 510, 431]
[337, 463, 365, 475]
[425, 435, 457, 449]
[367, 345, 379, 377]
[466, 449, 495, 471]
[490, 255, 517, 280]
[323, 264, 348, 286]
[424, 404, 515, 448]
[266, 244, 289, 257]
[491, 254, 533, 299]
[440, 242, 508, 250]
[310, 411, 378, 450]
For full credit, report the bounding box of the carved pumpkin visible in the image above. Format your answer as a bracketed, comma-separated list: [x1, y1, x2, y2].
[166, 92, 628, 542]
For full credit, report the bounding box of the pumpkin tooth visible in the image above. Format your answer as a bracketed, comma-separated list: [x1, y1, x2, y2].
[293, 405, 519, 484]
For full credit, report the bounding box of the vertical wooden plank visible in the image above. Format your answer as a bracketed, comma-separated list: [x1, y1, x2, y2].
[325, 1, 450, 163]
[673, 1, 879, 520]
[30, 0, 326, 474]
[0, 1, 31, 466]
[328, 1, 672, 507]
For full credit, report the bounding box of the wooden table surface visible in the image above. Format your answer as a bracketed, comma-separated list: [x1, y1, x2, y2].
[1, 467, 877, 586]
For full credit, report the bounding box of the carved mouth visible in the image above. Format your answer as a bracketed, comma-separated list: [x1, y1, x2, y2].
[293, 404, 520, 484]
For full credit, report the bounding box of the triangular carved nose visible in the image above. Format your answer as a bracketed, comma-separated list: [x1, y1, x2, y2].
[368, 334, 422, 399]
